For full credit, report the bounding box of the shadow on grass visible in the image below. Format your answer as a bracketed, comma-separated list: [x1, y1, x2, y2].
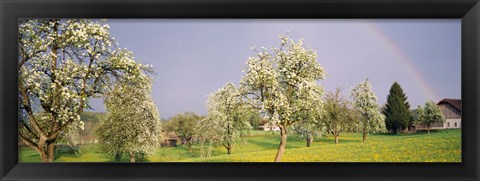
[374, 130, 441, 137]
[247, 138, 301, 149]
[316, 137, 363, 144]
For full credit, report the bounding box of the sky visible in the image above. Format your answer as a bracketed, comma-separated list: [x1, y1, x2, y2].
[87, 19, 461, 119]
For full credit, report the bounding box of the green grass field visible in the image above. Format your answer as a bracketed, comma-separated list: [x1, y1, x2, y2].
[19, 129, 461, 162]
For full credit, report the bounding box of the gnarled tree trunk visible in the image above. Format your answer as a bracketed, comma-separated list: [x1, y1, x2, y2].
[20, 135, 57, 162]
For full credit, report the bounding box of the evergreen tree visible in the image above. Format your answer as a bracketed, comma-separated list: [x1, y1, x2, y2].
[382, 82, 413, 134]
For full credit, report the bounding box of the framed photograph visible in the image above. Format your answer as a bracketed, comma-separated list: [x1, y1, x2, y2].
[1, 0, 479, 180]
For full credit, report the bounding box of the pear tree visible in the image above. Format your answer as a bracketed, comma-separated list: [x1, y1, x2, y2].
[204, 83, 252, 154]
[18, 19, 149, 162]
[416, 100, 445, 134]
[350, 79, 386, 142]
[240, 34, 326, 162]
[96, 75, 162, 162]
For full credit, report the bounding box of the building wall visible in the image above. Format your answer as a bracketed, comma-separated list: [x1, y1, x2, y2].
[445, 119, 461, 129]
[438, 103, 461, 119]
[438, 103, 461, 129]
[260, 123, 281, 131]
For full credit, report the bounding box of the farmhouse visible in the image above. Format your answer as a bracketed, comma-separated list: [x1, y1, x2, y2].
[417, 98, 461, 130]
[259, 122, 281, 132]
[161, 132, 180, 147]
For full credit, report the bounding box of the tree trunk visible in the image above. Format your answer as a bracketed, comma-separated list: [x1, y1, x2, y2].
[274, 126, 287, 162]
[45, 140, 56, 162]
[227, 146, 232, 154]
[395, 127, 401, 134]
[427, 127, 430, 134]
[39, 143, 52, 162]
[188, 142, 192, 152]
[334, 130, 339, 144]
[362, 128, 367, 142]
[129, 153, 135, 162]
[114, 153, 121, 161]
[140, 153, 145, 162]
[37, 137, 56, 162]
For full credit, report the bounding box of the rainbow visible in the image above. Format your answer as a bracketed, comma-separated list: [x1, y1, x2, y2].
[361, 22, 439, 103]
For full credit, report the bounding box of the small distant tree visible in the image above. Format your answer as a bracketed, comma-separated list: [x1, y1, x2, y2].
[78, 112, 103, 140]
[291, 120, 324, 147]
[168, 112, 203, 152]
[416, 100, 445, 134]
[350, 79, 386, 142]
[205, 83, 252, 154]
[382, 82, 413, 134]
[245, 109, 262, 130]
[197, 116, 223, 158]
[323, 88, 357, 144]
[96, 75, 162, 162]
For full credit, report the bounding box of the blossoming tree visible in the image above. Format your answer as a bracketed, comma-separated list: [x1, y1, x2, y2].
[416, 100, 445, 134]
[96, 75, 162, 162]
[204, 83, 252, 154]
[350, 79, 386, 141]
[18, 19, 148, 162]
[196, 115, 223, 158]
[240, 34, 326, 162]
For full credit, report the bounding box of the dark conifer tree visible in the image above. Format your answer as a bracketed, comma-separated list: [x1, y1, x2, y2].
[382, 82, 413, 134]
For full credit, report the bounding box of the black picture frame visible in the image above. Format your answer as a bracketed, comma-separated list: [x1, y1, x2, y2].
[1, 0, 479, 180]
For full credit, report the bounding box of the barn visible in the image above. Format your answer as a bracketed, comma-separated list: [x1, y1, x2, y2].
[438, 98, 462, 129]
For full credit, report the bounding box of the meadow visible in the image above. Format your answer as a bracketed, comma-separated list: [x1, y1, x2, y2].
[19, 129, 461, 162]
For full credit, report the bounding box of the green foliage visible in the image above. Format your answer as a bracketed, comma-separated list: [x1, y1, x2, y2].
[78, 112, 104, 138]
[245, 109, 262, 130]
[54, 145, 81, 158]
[323, 88, 357, 143]
[167, 112, 204, 150]
[80, 112, 105, 123]
[383, 82, 413, 133]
